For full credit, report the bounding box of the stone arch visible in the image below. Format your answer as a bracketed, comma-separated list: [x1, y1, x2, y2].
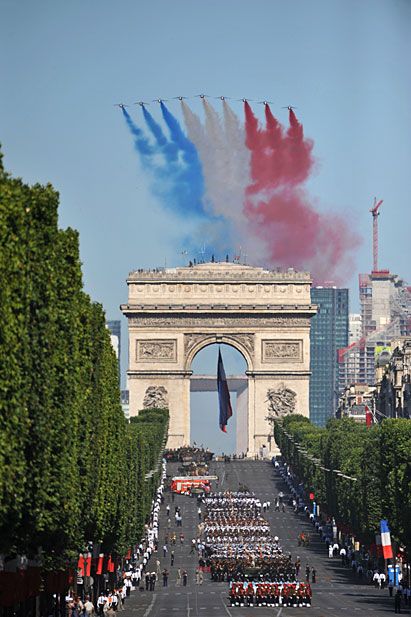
[184, 334, 254, 373]
[121, 262, 316, 455]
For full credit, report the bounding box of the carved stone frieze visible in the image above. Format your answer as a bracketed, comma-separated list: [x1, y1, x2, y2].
[136, 339, 177, 362]
[233, 333, 255, 356]
[266, 384, 297, 418]
[184, 334, 208, 358]
[129, 315, 310, 329]
[143, 386, 168, 408]
[262, 340, 303, 363]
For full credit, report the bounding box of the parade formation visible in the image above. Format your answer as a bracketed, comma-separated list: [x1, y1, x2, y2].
[202, 491, 312, 607]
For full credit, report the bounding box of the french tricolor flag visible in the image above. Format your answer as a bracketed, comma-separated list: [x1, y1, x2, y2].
[217, 348, 233, 433]
[380, 519, 393, 559]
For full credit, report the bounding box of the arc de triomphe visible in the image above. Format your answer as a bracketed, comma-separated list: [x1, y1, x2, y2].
[121, 262, 316, 456]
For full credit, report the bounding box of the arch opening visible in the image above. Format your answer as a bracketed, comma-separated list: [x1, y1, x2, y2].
[190, 343, 248, 456]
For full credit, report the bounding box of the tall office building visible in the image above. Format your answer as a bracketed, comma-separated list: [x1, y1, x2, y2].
[359, 270, 411, 338]
[310, 287, 349, 426]
[106, 320, 121, 377]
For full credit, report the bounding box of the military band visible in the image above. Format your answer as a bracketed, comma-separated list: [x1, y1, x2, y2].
[202, 491, 313, 608]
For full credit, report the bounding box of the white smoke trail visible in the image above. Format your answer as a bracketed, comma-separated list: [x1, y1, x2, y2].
[181, 99, 267, 264]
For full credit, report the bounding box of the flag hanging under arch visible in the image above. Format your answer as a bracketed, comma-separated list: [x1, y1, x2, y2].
[217, 348, 233, 432]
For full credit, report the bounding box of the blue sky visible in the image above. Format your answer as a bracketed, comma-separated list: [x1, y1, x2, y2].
[1, 0, 410, 450]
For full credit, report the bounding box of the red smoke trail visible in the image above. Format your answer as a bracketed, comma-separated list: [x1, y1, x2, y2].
[243, 103, 360, 283]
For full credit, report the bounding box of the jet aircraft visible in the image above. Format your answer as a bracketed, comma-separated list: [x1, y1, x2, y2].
[172, 96, 188, 101]
[282, 105, 297, 111]
[135, 101, 148, 107]
[114, 103, 129, 109]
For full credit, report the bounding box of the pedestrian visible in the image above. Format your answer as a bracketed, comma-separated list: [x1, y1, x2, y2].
[125, 576, 132, 597]
[380, 572, 386, 589]
[373, 571, 381, 588]
[198, 506, 202, 521]
[267, 500, 271, 510]
[83, 596, 95, 616]
[172, 491, 175, 502]
[163, 544, 168, 558]
[195, 569, 200, 584]
[150, 571, 157, 591]
[180, 533, 185, 545]
[198, 570, 203, 585]
[145, 571, 150, 591]
[328, 544, 333, 558]
[166, 504, 170, 517]
[167, 517, 171, 529]
[311, 568, 317, 583]
[305, 564, 310, 582]
[340, 546, 347, 566]
[97, 593, 106, 615]
[190, 538, 196, 554]
[176, 568, 182, 586]
[162, 568, 169, 587]
[171, 550, 175, 566]
[182, 569, 188, 586]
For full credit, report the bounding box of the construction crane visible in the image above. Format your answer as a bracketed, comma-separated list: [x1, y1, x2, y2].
[370, 197, 383, 271]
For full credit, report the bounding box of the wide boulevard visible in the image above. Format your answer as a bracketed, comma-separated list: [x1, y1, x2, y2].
[122, 460, 407, 617]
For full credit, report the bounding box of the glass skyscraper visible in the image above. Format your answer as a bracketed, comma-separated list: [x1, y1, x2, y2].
[310, 287, 349, 426]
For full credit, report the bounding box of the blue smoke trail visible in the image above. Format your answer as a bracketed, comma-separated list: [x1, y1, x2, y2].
[142, 106, 178, 162]
[121, 108, 153, 159]
[121, 104, 232, 254]
[137, 103, 207, 218]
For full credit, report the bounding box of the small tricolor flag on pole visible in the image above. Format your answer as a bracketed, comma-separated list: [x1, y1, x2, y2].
[380, 519, 393, 559]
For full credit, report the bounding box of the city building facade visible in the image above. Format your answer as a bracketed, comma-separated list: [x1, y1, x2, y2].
[106, 319, 121, 377]
[310, 287, 349, 426]
[337, 383, 375, 422]
[375, 338, 411, 419]
[349, 313, 362, 344]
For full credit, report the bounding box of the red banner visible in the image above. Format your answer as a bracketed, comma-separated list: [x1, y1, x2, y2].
[96, 554, 104, 575]
[77, 555, 85, 576]
[85, 554, 91, 577]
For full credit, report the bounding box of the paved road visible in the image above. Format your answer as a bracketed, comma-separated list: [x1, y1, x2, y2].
[121, 460, 409, 617]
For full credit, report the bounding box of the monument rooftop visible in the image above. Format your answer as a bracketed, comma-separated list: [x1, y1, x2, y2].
[127, 261, 311, 283]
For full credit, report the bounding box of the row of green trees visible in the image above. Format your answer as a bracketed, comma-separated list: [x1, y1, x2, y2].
[0, 150, 168, 569]
[273, 415, 411, 553]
